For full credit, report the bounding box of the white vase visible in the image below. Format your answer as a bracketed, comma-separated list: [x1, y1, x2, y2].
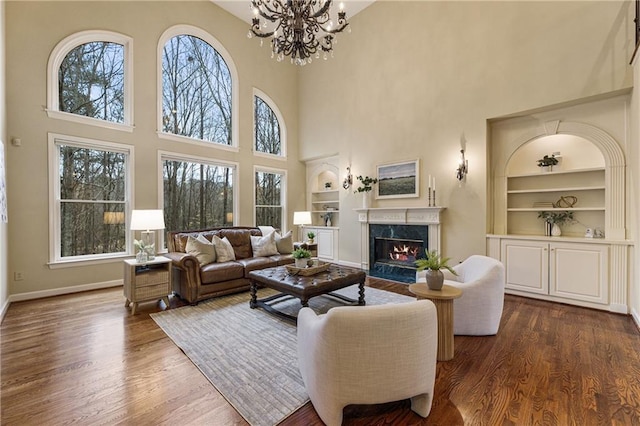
[295, 258, 308, 268]
[551, 223, 562, 236]
[326, 218, 331, 227]
[362, 191, 371, 209]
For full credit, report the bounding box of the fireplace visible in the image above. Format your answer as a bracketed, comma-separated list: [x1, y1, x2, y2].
[356, 206, 443, 283]
[369, 224, 428, 282]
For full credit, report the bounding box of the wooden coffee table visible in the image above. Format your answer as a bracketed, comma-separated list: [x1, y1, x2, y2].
[248, 264, 367, 322]
[408, 283, 462, 361]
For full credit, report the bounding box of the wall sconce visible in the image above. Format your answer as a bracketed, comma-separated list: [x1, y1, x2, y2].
[456, 149, 468, 181]
[342, 166, 353, 190]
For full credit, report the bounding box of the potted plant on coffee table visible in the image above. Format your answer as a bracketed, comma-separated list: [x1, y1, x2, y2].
[292, 248, 312, 268]
[415, 249, 458, 290]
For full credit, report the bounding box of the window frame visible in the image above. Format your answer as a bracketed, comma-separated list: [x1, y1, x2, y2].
[46, 30, 134, 132]
[158, 150, 239, 246]
[157, 25, 239, 151]
[253, 88, 287, 160]
[254, 165, 287, 231]
[48, 133, 135, 267]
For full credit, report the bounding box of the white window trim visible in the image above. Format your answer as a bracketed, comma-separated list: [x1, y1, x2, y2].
[46, 30, 135, 132]
[157, 25, 239, 148]
[158, 150, 240, 243]
[253, 87, 287, 159]
[254, 165, 287, 232]
[48, 133, 135, 266]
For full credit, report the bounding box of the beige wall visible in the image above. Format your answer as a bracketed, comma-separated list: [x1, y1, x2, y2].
[298, 1, 634, 266]
[1, 0, 7, 315]
[4, 1, 302, 297]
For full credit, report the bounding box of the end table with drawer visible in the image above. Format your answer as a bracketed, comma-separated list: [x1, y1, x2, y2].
[123, 256, 172, 315]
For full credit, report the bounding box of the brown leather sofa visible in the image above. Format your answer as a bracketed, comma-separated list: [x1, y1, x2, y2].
[165, 226, 294, 304]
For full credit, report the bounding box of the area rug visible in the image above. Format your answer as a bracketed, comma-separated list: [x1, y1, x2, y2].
[150, 285, 413, 426]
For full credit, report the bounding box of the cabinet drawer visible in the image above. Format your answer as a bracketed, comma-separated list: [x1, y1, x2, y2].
[135, 282, 169, 300]
[136, 269, 169, 287]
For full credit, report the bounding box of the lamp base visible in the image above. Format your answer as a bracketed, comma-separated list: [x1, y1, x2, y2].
[141, 230, 156, 260]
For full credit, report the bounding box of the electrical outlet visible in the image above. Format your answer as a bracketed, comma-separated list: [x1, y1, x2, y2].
[14, 272, 24, 281]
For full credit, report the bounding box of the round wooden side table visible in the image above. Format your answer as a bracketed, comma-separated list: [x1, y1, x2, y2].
[408, 283, 462, 361]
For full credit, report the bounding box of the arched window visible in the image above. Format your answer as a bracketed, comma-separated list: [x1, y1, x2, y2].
[254, 88, 286, 157]
[159, 25, 238, 147]
[47, 31, 134, 131]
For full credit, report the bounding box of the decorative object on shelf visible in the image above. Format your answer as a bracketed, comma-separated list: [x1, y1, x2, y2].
[554, 195, 577, 208]
[293, 211, 312, 242]
[248, 0, 350, 66]
[321, 211, 333, 227]
[292, 247, 312, 268]
[306, 231, 316, 243]
[538, 210, 574, 237]
[536, 154, 559, 172]
[130, 209, 166, 260]
[376, 159, 419, 199]
[456, 149, 468, 181]
[355, 175, 378, 208]
[342, 166, 353, 190]
[414, 249, 458, 290]
[324, 182, 332, 190]
[428, 174, 436, 207]
[585, 227, 594, 238]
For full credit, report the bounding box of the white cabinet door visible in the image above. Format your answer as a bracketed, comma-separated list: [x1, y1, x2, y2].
[316, 228, 334, 260]
[501, 239, 549, 294]
[549, 242, 608, 304]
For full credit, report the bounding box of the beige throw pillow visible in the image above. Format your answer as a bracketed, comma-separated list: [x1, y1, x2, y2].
[251, 231, 279, 257]
[274, 230, 294, 254]
[185, 234, 216, 266]
[212, 235, 236, 262]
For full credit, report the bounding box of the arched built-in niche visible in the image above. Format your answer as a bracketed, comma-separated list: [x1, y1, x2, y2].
[493, 120, 626, 240]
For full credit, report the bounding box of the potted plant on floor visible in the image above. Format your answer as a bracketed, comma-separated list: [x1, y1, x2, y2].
[415, 249, 458, 290]
[292, 248, 312, 268]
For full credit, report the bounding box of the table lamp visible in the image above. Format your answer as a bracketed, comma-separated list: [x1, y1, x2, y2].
[130, 209, 165, 260]
[293, 211, 312, 242]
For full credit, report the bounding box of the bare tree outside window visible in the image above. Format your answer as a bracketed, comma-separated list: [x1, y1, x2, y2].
[58, 144, 127, 257]
[58, 42, 124, 123]
[255, 171, 283, 229]
[255, 96, 281, 155]
[163, 159, 234, 234]
[162, 35, 232, 145]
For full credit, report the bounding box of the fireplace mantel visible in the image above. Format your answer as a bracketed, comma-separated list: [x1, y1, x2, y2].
[355, 207, 445, 271]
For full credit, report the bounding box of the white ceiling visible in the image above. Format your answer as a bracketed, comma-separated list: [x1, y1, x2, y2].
[212, 0, 376, 24]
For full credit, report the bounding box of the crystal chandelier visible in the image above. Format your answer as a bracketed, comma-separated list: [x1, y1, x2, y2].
[248, 0, 350, 66]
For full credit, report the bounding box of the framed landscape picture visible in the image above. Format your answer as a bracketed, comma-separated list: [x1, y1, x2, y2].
[376, 159, 419, 199]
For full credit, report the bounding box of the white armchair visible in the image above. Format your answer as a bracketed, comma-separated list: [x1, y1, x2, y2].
[297, 301, 438, 426]
[416, 255, 505, 335]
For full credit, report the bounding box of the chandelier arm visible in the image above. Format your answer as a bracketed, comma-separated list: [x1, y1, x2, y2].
[252, 0, 287, 21]
[308, 0, 333, 19]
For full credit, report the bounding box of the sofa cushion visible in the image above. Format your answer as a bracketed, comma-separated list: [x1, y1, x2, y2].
[251, 232, 279, 257]
[275, 230, 294, 254]
[237, 257, 278, 275]
[185, 235, 216, 265]
[217, 228, 255, 259]
[200, 261, 245, 284]
[212, 235, 236, 262]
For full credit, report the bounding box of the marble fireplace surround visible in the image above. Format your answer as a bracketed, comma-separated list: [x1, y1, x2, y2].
[355, 207, 444, 271]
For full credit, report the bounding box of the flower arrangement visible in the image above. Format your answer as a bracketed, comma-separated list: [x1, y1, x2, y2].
[134, 239, 154, 254]
[414, 249, 458, 275]
[537, 154, 559, 167]
[537, 210, 574, 225]
[354, 175, 378, 193]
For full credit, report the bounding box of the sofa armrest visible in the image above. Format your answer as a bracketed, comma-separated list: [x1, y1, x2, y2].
[165, 252, 202, 303]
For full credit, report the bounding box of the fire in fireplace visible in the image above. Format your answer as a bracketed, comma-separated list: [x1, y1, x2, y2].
[369, 224, 429, 283]
[375, 237, 424, 267]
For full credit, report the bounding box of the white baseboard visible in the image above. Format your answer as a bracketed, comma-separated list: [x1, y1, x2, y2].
[631, 307, 640, 331]
[336, 259, 362, 269]
[8, 279, 123, 303]
[0, 298, 10, 324]
[609, 303, 629, 315]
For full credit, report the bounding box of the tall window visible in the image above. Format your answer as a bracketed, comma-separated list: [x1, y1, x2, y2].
[47, 31, 133, 130]
[162, 155, 235, 233]
[255, 168, 285, 229]
[161, 34, 232, 145]
[49, 134, 132, 262]
[254, 90, 284, 156]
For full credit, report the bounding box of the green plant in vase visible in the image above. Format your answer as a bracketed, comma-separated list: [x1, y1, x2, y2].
[292, 248, 312, 268]
[306, 231, 316, 243]
[415, 249, 458, 290]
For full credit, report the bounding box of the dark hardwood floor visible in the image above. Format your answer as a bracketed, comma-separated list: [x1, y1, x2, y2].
[2, 278, 640, 425]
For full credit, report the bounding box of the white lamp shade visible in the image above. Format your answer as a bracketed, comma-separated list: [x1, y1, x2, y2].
[130, 209, 166, 231]
[293, 211, 312, 226]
